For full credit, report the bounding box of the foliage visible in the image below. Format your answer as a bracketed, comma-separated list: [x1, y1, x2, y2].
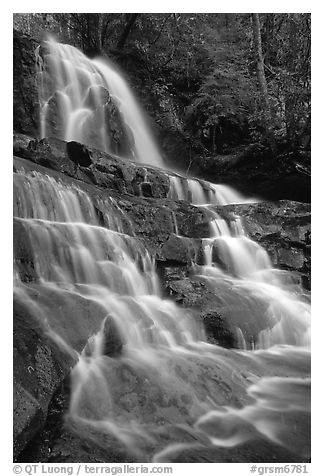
[13, 12, 311, 158]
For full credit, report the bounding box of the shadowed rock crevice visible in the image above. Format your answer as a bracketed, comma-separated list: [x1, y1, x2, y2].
[66, 141, 92, 168]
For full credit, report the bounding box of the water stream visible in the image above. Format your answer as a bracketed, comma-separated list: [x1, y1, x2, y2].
[14, 38, 311, 462]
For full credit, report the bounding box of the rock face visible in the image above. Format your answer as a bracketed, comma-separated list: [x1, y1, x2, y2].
[13, 299, 75, 459]
[13, 30, 40, 137]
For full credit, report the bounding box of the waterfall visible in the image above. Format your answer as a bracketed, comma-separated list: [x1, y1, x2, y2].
[168, 174, 256, 206]
[39, 37, 165, 167]
[197, 207, 310, 348]
[14, 165, 310, 460]
[14, 38, 311, 462]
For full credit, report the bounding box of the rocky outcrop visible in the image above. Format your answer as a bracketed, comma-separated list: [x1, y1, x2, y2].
[13, 30, 40, 137]
[14, 134, 171, 200]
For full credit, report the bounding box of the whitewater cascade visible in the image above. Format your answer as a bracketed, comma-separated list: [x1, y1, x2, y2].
[38, 38, 164, 167]
[14, 38, 311, 462]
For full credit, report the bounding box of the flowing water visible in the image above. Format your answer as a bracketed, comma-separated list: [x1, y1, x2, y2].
[38, 38, 164, 167]
[13, 38, 311, 462]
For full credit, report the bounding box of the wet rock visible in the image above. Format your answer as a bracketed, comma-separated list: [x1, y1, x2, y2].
[102, 315, 125, 357]
[159, 234, 200, 265]
[13, 280, 110, 460]
[13, 133, 35, 160]
[13, 299, 75, 460]
[13, 219, 38, 282]
[202, 311, 236, 348]
[66, 141, 92, 168]
[13, 381, 43, 460]
[13, 30, 39, 137]
[140, 181, 153, 197]
[13, 134, 173, 200]
[162, 275, 270, 348]
[155, 438, 308, 463]
[42, 92, 64, 140]
[15, 136, 79, 177]
[26, 347, 310, 463]
[277, 247, 306, 270]
[17, 379, 135, 464]
[15, 282, 107, 353]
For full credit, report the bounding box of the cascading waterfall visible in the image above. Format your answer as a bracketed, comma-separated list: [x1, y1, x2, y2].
[13, 166, 310, 461]
[38, 37, 165, 167]
[14, 38, 310, 462]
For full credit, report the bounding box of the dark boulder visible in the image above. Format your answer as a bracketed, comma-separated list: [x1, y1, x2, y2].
[66, 141, 92, 168]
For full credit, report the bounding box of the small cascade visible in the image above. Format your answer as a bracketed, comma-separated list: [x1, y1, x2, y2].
[194, 207, 310, 349]
[208, 183, 252, 205]
[168, 175, 187, 201]
[168, 174, 255, 206]
[14, 170, 202, 351]
[187, 178, 208, 204]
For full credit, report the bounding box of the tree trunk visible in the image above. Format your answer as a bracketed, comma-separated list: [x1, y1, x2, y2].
[117, 13, 139, 50]
[252, 13, 276, 153]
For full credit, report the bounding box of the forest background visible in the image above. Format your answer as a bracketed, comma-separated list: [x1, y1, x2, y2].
[13, 12, 311, 175]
